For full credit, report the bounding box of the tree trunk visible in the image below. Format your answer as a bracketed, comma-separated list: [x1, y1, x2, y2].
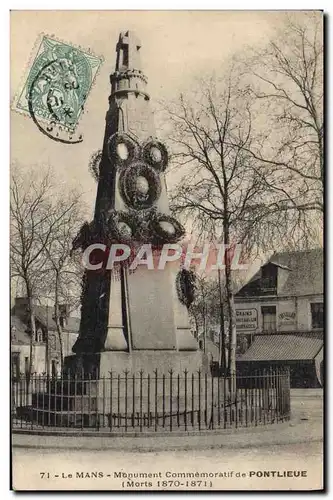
[192, 313, 199, 340]
[218, 268, 227, 374]
[54, 274, 64, 373]
[26, 283, 36, 385]
[224, 227, 237, 394]
[202, 300, 207, 354]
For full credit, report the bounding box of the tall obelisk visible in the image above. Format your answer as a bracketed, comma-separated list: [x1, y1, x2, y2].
[67, 31, 206, 376]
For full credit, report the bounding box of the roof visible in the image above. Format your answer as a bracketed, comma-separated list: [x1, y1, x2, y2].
[268, 261, 291, 271]
[11, 316, 30, 344]
[33, 305, 80, 333]
[236, 248, 323, 297]
[270, 248, 323, 296]
[237, 334, 323, 362]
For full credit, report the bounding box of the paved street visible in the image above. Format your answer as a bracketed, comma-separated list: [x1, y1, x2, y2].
[290, 389, 323, 422]
[12, 389, 323, 491]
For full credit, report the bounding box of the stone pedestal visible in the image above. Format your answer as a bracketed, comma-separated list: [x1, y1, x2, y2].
[58, 350, 211, 428]
[64, 350, 209, 377]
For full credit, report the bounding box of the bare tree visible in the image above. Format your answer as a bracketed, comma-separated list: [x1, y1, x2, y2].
[11, 166, 53, 379]
[42, 190, 84, 371]
[245, 13, 323, 231]
[164, 14, 323, 380]
[192, 273, 228, 371]
[166, 72, 270, 381]
[189, 274, 209, 351]
[10, 165, 84, 377]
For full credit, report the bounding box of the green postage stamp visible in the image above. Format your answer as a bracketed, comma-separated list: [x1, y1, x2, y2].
[14, 35, 103, 137]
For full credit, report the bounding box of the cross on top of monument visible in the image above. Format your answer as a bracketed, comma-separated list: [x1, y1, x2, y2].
[116, 30, 142, 72]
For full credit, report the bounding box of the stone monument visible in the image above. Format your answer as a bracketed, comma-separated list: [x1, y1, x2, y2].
[65, 31, 208, 377]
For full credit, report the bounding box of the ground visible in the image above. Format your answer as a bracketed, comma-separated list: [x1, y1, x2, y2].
[12, 389, 323, 491]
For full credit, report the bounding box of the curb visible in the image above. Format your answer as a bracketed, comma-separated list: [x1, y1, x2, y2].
[12, 421, 290, 438]
[12, 421, 323, 452]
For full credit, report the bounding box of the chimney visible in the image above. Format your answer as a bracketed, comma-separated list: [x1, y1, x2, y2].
[13, 297, 31, 320]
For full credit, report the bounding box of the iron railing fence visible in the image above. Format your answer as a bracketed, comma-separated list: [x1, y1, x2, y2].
[11, 368, 290, 433]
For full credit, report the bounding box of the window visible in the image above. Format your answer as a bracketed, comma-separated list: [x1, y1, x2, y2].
[261, 264, 277, 292]
[36, 328, 44, 343]
[11, 326, 17, 340]
[311, 303, 324, 329]
[236, 334, 251, 354]
[24, 356, 29, 375]
[261, 305, 276, 332]
[11, 352, 20, 380]
[122, 46, 128, 67]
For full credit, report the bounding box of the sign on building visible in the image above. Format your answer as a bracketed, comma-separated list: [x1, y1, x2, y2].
[236, 308, 258, 331]
[278, 302, 297, 329]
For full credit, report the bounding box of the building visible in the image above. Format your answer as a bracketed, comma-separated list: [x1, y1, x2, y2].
[235, 249, 324, 387]
[11, 297, 80, 378]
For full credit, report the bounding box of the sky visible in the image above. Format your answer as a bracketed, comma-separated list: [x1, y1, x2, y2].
[10, 10, 289, 216]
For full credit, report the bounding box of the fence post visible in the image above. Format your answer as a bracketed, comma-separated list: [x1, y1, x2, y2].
[74, 372, 78, 428]
[217, 373, 220, 427]
[275, 367, 279, 421]
[229, 373, 233, 427]
[211, 372, 214, 430]
[245, 376, 248, 427]
[235, 377, 238, 429]
[177, 373, 180, 428]
[184, 369, 188, 431]
[154, 370, 158, 432]
[277, 367, 281, 420]
[139, 370, 143, 433]
[283, 367, 291, 420]
[223, 372, 227, 429]
[191, 373, 194, 428]
[147, 373, 151, 428]
[80, 368, 84, 430]
[162, 374, 165, 428]
[169, 370, 173, 432]
[101, 374, 105, 429]
[117, 373, 121, 429]
[67, 370, 71, 428]
[109, 371, 113, 432]
[262, 368, 264, 425]
[239, 378, 243, 427]
[132, 372, 135, 429]
[198, 370, 201, 431]
[53, 374, 57, 429]
[204, 372, 208, 428]
[124, 371, 128, 432]
[268, 367, 272, 424]
[88, 372, 92, 428]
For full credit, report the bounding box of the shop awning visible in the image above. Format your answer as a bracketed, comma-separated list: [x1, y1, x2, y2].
[237, 334, 323, 362]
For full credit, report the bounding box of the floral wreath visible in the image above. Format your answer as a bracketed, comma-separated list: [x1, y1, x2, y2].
[119, 161, 162, 210]
[149, 213, 185, 244]
[175, 268, 197, 308]
[107, 132, 139, 168]
[142, 139, 169, 172]
[88, 149, 102, 182]
[107, 210, 139, 244]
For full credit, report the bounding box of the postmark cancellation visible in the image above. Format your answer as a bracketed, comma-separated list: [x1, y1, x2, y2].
[13, 35, 103, 136]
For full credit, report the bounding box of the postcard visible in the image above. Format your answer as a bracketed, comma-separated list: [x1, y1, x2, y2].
[10, 10, 323, 491]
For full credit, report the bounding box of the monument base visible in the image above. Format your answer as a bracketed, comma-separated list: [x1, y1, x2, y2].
[27, 351, 212, 429]
[63, 350, 209, 377]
